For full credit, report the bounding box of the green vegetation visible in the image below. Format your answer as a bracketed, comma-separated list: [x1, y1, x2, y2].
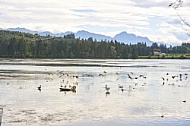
[0, 30, 190, 59]
[139, 55, 190, 59]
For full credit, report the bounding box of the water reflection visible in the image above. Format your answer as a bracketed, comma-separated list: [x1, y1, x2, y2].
[0, 59, 190, 125]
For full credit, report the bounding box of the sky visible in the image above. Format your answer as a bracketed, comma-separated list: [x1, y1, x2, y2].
[0, 0, 190, 44]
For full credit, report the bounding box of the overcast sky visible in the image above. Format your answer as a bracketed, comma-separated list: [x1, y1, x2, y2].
[0, 0, 190, 44]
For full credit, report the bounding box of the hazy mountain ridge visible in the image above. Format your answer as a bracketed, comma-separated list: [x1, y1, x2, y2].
[113, 31, 153, 46]
[5, 27, 156, 46]
[75, 30, 113, 41]
[8, 28, 38, 34]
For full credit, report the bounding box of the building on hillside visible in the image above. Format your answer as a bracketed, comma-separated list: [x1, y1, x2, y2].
[153, 51, 166, 56]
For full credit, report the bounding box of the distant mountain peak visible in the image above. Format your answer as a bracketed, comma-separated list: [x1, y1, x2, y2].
[114, 31, 152, 45]
[75, 30, 113, 41]
[8, 27, 38, 34]
[6, 27, 154, 45]
[119, 31, 128, 34]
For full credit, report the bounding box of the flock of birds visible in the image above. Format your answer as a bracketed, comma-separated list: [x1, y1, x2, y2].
[102, 72, 147, 96]
[33, 68, 190, 119]
[1, 66, 190, 121]
[36, 70, 150, 94]
[36, 70, 79, 93]
[161, 72, 189, 86]
[37, 69, 189, 97]
[100, 70, 189, 118]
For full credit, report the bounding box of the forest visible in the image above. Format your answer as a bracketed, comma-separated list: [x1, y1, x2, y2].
[0, 30, 190, 59]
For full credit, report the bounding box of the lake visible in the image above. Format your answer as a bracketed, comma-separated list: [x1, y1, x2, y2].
[0, 59, 190, 126]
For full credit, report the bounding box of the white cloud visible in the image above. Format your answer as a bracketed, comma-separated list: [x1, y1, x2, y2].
[0, 0, 189, 44]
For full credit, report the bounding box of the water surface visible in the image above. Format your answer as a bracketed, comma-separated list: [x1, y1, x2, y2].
[0, 59, 190, 126]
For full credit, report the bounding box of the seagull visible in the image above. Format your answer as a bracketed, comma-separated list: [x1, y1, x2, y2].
[127, 74, 133, 79]
[105, 85, 110, 91]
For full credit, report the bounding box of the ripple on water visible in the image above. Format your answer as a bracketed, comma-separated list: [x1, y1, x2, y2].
[0, 59, 190, 126]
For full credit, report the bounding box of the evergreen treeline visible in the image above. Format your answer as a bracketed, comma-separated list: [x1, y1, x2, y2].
[0, 30, 190, 59]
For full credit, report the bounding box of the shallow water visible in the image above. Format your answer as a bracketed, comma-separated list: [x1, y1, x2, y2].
[0, 59, 190, 126]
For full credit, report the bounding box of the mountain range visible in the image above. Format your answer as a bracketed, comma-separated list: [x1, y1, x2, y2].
[5, 27, 155, 46]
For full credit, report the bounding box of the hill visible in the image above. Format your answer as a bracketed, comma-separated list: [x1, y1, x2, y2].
[5, 27, 154, 45]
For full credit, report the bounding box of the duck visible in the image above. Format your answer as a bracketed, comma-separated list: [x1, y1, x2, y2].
[106, 91, 110, 95]
[118, 84, 123, 89]
[60, 86, 76, 92]
[121, 88, 124, 92]
[37, 85, 41, 91]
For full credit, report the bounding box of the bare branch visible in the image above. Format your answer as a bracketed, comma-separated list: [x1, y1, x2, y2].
[169, 0, 190, 37]
[187, 32, 190, 36]
[176, 11, 190, 27]
[169, 0, 183, 9]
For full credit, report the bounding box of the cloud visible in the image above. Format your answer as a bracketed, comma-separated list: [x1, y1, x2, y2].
[131, 0, 170, 8]
[0, 0, 189, 44]
[70, 9, 98, 13]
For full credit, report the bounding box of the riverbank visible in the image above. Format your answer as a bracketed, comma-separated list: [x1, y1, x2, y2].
[139, 54, 190, 59]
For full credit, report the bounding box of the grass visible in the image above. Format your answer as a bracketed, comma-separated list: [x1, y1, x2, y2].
[138, 54, 190, 59]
